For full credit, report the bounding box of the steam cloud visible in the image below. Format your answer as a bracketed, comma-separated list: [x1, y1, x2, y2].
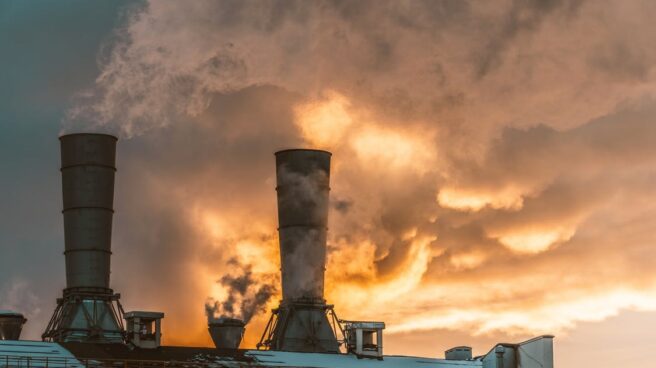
[205, 259, 276, 324]
[50, 0, 656, 353]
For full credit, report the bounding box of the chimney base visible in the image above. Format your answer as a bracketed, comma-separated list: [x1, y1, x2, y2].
[258, 301, 340, 353]
[42, 288, 124, 343]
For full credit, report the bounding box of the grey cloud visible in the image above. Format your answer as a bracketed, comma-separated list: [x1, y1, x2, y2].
[475, 0, 584, 78]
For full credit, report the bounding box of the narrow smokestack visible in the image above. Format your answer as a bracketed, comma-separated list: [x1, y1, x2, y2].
[259, 149, 339, 353]
[208, 318, 245, 350]
[43, 133, 124, 343]
[275, 149, 331, 303]
[60, 133, 117, 290]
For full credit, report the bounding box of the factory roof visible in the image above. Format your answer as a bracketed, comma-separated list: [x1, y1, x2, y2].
[61, 342, 251, 363]
[0, 341, 482, 368]
[245, 350, 481, 367]
[0, 340, 83, 368]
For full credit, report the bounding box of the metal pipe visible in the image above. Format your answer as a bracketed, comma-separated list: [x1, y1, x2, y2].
[275, 149, 331, 304]
[60, 133, 117, 290]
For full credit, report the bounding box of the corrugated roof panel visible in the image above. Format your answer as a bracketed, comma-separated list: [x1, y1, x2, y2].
[0, 340, 83, 368]
[246, 350, 482, 368]
[0, 342, 487, 368]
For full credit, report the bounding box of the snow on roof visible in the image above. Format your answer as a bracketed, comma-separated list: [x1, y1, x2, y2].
[245, 350, 482, 368]
[0, 310, 24, 317]
[0, 342, 484, 368]
[0, 340, 83, 368]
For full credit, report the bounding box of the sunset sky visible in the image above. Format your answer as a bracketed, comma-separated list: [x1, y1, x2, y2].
[2, 1, 656, 367]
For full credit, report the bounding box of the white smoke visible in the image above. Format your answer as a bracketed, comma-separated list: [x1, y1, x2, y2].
[65, 0, 656, 141]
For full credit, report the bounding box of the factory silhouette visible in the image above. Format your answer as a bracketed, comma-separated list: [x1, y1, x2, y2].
[0, 133, 554, 367]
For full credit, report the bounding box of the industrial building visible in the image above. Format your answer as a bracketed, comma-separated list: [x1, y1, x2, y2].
[0, 133, 554, 367]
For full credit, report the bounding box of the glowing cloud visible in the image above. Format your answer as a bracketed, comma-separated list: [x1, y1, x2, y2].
[495, 226, 576, 254]
[327, 235, 434, 314]
[437, 186, 525, 212]
[350, 126, 435, 173]
[382, 285, 656, 336]
[294, 91, 354, 148]
[450, 250, 488, 270]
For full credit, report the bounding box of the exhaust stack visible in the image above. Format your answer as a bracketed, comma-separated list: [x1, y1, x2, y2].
[43, 133, 125, 343]
[0, 311, 27, 340]
[258, 149, 339, 353]
[208, 318, 245, 350]
[61, 133, 116, 290]
[276, 149, 330, 303]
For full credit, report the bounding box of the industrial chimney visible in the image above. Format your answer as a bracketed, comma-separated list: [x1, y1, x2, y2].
[208, 318, 245, 350]
[42, 133, 125, 343]
[0, 311, 27, 340]
[258, 149, 340, 353]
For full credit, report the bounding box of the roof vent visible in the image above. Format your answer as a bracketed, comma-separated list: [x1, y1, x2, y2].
[124, 311, 164, 349]
[0, 311, 27, 340]
[208, 318, 245, 350]
[343, 321, 385, 359]
[445, 346, 472, 360]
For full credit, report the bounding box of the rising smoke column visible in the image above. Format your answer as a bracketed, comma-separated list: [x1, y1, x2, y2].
[205, 259, 276, 324]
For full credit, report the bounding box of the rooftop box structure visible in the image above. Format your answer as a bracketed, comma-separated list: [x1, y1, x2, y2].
[124, 311, 164, 349]
[445, 346, 472, 360]
[476, 335, 554, 368]
[344, 321, 385, 359]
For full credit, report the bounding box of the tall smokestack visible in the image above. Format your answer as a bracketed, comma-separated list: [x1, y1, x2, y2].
[275, 149, 330, 303]
[43, 133, 125, 343]
[61, 133, 116, 290]
[258, 149, 339, 353]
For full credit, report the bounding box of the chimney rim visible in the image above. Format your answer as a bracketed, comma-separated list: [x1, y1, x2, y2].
[275, 148, 332, 156]
[0, 310, 25, 318]
[59, 133, 118, 141]
[208, 318, 246, 327]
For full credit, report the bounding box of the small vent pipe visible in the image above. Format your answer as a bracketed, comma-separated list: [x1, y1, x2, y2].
[0, 311, 26, 340]
[208, 318, 245, 349]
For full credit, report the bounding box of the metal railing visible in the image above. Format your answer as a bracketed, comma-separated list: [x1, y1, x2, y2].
[1, 355, 82, 368]
[0, 355, 249, 368]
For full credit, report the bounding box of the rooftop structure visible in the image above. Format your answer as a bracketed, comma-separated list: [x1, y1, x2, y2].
[258, 149, 340, 353]
[124, 311, 164, 349]
[42, 134, 125, 343]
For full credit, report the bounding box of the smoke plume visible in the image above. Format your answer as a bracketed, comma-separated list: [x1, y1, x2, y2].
[205, 259, 276, 324]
